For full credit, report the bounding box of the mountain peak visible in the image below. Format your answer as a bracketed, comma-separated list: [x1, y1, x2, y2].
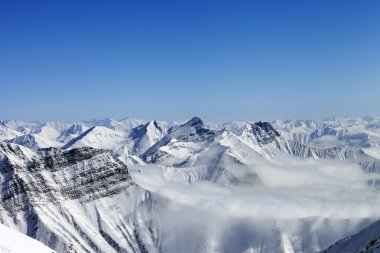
[246, 121, 281, 145]
[253, 121, 280, 136]
[183, 116, 204, 128]
[147, 120, 158, 127]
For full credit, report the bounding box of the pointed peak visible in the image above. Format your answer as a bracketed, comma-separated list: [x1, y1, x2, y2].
[147, 120, 158, 125]
[253, 121, 276, 130]
[183, 116, 204, 128]
[251, 121, 281, 142]
[144, 120, 162, 131]
[68, 123, 83, 131]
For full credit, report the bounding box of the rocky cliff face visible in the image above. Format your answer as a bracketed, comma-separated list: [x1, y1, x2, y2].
[0, 144, 133, 209]
[0, 143, 157, 253]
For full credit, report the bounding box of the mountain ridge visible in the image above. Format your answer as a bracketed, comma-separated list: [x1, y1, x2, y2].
[1, 116, 380, 253]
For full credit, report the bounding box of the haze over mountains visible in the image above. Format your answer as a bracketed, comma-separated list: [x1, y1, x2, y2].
[1, 116, 380, 253]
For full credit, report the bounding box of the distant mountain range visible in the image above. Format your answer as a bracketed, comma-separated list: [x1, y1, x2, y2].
[1, 116, 380, 253]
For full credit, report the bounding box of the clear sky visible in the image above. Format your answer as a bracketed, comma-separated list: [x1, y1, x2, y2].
[0, 0, 379, 122]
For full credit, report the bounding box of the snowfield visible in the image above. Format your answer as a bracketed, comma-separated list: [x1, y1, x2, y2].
[0, 223, 55, 253]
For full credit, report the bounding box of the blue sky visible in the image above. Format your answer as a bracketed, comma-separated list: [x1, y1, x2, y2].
[0, 0, 379, 122]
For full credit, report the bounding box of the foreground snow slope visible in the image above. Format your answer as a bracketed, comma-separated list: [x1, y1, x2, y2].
[0, 143, 156, 253]
[0, 223, 55, 253]
[321, 219, 380, 253]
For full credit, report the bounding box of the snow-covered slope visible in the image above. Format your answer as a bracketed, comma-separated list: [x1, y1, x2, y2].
[224, 118, 380, 173]
[2, 118, 168, 151]
[141, 117, 380, 183]
[0, 142, 156, 253]
[61, 120, 178, 164]
[56, 123, 89, 143]
[127, 120, 168, 155]
[7, 133, 61, 149]
[119, 117, 149, 130]
[85, 117, 147, 132]
[2, 119, 41, 134]
[0, 123, 22, 141]
[6, 122, 73, 149]
[32, 123, 62, 140]
[142, 117, 289, 184]
[62, 126, 126, 150]
[0, 223, 55, 253]
[273, 117, 380, 149]
[321, 219, 380, 253]
[142, 117, 216, 163]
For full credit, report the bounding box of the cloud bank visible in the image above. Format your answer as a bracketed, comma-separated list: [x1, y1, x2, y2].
[131, 156, 380, 219]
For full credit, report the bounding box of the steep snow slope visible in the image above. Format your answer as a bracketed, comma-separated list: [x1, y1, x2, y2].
[141, 117, 380, 182]
[56, 123, 89, 143]
[32, 124, 62, 141]
[142, 117, 296, 184]
[0, 223, 56, 253]
[226, 119, 380, 173]
[272, 119, 321, 144]
[2, 119, 41, 134]
[61, 121, 177, 164]
[127, 120, 168, 155]
[0, 143, 156, 253]
[62, 126, 126, 150]
[6, 122, 73, 149]
[7, 133, 61, 149]
[85, 117, 147, 132]
[2, 118, 163, 149]
[142, 117, 219, 164]
[119, 117, 149, 130]
[229, 121, 293, 156]
[321, 219, 380, 253]
[0, 123, 22, 141]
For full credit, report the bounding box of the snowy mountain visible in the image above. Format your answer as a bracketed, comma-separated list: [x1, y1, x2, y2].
[2, 119, 41, 134]
[1, 116, 380, 253]
[85, 117, 148, 132]
[142, 117, 380, 178]
[127, 120, 169, 155]
[1, 141, 378, 253]
[6, 133, 60, 149]
[321, 219, 380, 253]
[5, 122, 73, 149]
[62, 126, 127, 150]
[62, 120, 178, 162]
[142, 116, 217, 164]
[56, 123, 89, 143]
[273, 117, 380, 149]
[0, 143, 154, 253]
[0, 223, 55, 253]
[141, 118, 303, 185]
[0, 123, 22, 142]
